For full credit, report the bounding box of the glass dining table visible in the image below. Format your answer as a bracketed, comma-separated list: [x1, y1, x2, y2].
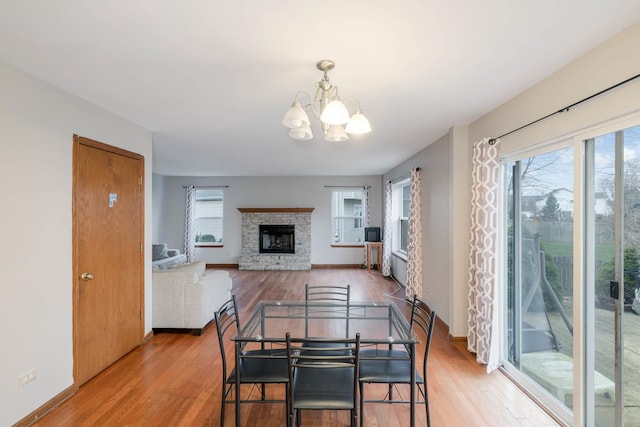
[232, 300, 418, 427]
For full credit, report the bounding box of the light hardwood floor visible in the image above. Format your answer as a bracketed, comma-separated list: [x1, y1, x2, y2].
[33, 268, 560, 426]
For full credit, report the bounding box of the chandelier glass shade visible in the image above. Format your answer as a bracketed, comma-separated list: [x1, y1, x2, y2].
[282, 60, 371, 141]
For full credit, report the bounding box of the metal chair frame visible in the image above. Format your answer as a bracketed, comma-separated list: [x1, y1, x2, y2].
[286, 332, 361, 427]
[358, 295, 436, 427]
[215, 295, 289, 427]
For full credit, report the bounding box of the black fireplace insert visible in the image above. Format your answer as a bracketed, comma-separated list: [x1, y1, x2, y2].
[259, 224, 295, 254]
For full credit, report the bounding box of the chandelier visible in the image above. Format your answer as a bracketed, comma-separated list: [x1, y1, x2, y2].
[282, 59, 371, 142]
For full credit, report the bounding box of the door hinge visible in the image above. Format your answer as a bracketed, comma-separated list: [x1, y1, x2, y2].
[140, 243, 143, 253]
[140, 310, 142, 320]
[139, 176, 142, 185]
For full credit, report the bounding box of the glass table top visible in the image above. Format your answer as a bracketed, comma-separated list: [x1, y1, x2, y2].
[236, 300, 415, 344]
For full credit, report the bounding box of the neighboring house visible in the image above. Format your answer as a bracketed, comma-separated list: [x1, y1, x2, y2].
[522, 188, 610, 219]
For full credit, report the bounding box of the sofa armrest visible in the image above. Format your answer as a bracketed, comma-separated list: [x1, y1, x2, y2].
[166, 249, 180, 257]
[152, 273, 196, 329]
[183, 271, 232, 329]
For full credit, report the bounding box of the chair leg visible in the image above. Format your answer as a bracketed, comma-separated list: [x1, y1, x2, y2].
[219, 383, 227, 427]
[424, 386, 431, 427]
[285, 385, 290, 427]
[359, 382, 365, 427]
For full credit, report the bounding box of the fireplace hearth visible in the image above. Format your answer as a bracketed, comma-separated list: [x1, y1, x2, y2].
[260, 224, 295, 254]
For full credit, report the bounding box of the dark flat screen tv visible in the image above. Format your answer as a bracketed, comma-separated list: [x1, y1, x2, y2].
[364, 227, 381, 242]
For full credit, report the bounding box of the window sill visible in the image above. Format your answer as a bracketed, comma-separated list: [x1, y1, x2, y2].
[331, 244, 365, 248]
[195, 244, 224, 248]
[393, 251, 408, 262]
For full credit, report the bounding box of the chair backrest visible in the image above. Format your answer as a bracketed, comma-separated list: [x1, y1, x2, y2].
[285, 332, 361, 409]
[215, 295, 241, 382]
[304, 284, 351, 338]
[304, 284, 351, 303]
[407, 295, 436, 380]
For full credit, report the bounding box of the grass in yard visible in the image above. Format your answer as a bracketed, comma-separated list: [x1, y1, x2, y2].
[540, 240, 614, 263]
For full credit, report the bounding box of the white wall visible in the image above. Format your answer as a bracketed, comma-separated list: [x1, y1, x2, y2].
[0, 62, 153, 426]
[449, 125, 471, 338]
[153, 175, 383, 265]
[469, 23, 640, 151]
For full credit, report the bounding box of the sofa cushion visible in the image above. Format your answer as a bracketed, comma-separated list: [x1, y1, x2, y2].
[152, 243, 169, 261]
[167, 261, 206, 277]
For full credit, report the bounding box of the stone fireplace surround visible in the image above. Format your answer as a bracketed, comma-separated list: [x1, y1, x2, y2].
[238, 208, 313, 270]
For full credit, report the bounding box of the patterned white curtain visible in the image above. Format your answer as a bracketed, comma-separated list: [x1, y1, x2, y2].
[467, 138, 500, 373]
[362, 186, 370, 267]
[184, 186, 196, 263]
[381, 181, 392, 277]
[405, 168, 423, 299]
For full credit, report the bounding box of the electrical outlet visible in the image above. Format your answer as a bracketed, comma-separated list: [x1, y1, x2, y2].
[18, 369, 37, 387]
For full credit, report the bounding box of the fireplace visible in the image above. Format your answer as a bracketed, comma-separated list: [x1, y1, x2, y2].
[238, 208, 312, 270]
[259, 224, 295, 254]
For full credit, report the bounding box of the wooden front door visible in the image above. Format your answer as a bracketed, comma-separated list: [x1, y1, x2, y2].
[72, 135, 144, 386]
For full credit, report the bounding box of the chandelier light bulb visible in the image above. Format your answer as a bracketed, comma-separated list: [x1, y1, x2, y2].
[345, 111, 372, 134]
[288, 125, 313, 140]
[282, 102, 310, 129]
[320, 99, 350, 125]
[324, 125, 349, 142]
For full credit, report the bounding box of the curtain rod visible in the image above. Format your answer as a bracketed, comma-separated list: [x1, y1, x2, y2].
[183, 185, 229, 188]
[487, 72, 640, 145]
[389, 167, 421, 184]
[324, 185, 370, 189]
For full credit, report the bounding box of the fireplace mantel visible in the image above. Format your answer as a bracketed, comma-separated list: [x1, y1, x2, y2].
[237, 208, 314, 213]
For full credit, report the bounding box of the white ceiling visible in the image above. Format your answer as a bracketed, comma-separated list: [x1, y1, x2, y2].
[1, 1, 639, 177]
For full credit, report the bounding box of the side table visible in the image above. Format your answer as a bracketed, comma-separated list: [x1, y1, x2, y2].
[365, 242, 383, 272]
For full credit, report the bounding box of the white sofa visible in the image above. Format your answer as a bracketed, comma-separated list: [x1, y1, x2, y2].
[152, 261, 232, 335]
[152, 243, 188, 269]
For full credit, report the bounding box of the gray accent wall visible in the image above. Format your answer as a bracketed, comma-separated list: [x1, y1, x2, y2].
[383, 133, 453, 329]
[152, 175, 383, 266]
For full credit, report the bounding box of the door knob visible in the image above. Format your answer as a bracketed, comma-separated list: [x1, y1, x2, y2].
[81, 272, 94, 281]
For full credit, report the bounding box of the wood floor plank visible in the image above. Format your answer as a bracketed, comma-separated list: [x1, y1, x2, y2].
[32, 268, 560, 426]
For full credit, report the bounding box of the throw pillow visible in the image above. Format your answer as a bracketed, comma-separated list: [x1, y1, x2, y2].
[152, 243, 169, 261]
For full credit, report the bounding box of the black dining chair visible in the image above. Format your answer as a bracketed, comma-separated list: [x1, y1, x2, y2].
[303, 284, 352, 356]
[358, 295, 436, 427]
[214, 295, 289, 427]
[285, 332, 361, 427]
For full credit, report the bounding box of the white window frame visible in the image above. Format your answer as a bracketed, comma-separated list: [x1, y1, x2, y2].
[194, 188, 224, 247]
[391, 179, 410, 257]
[330, 189, 364, 245]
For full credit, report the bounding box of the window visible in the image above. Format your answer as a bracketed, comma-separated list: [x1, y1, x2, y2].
[392, 180, 410, 254]
[194, 189, 223, 246]
[331, 190, 364, 244]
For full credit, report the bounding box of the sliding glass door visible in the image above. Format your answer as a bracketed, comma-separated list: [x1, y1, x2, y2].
[585, 124, 640, 426]
[502, 117, 640, 426]
[504, 145, 575, 423]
